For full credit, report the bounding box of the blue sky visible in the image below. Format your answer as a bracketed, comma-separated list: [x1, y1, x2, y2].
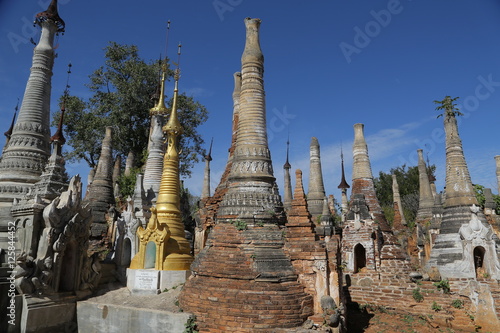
[1, 0, 499, 202]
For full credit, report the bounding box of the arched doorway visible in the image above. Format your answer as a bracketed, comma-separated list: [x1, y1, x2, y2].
[473, 246, 486, 278]
[354, 244, 366, 273]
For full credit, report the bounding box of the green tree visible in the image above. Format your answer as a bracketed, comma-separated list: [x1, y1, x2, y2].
[434, 95, 463, 118]
[473, 184, 500, 213]
[53, 42, 208, 177]
[374, 164, 436, 226]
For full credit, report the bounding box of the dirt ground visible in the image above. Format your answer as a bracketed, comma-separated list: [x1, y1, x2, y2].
[87, 285, 480, 332]
[346, 304, 475, 333]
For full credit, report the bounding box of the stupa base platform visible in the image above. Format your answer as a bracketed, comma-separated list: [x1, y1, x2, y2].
[77, 286, 191, 333]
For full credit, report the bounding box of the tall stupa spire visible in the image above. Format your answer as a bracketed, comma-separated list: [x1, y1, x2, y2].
[0, 0, 65, 204]
[201, 138, 213, 200]
[179, 19, 314, 331]
[351, 123, 387, 228]
[426, 96, 499, 279]
[131, 43, 193, 271]
[283, 136, 293, 212]
[415, 149, 434, 223]
[143, 22, 171, 203]
[440, 97, 477, 207]
[495, 155, 500, 194]
[84, 126, 115, 237]
[307, 137, 326, 219]
[217, 18, 283, 222]
[391, 174, 406, 226]
[338, 147, 350, 222]
[28, 62, 72, 201]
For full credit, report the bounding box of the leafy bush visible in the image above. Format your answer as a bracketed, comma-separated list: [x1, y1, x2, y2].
[433, 279, 450, 294]
[412, 288, 424, 302]
[451, 299, 463, 309]
[231, 220, 247, 231]
[183, 315, 199, 333]
[431, 301, 442, 312]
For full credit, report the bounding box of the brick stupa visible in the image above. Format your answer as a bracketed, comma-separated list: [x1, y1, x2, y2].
[179, 18, 313, 332]
[342, 123, 409, 275]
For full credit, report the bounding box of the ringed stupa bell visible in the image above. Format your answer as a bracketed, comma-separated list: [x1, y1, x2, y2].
[0, 0, 65, 250]
[217, 18, 284, 223]
[179, 18, 313, 332]
[143, 57, 169, 203]
[307, 137, 326, 219]
[415, 149, 434, 223]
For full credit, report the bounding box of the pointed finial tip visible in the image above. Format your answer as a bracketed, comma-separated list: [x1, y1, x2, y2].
[35, 0, 65, 33]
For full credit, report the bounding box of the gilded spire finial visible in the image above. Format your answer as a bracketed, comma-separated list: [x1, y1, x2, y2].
[164, 43, 183, 135]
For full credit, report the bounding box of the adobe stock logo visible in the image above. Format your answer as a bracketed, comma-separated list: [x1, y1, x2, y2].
[213, 0, 243, 22]
[339, 0, 405, 64]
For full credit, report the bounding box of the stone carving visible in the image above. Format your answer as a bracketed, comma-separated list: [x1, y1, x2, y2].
[14, 176, 99, 295]
[458, 205, 500, 278]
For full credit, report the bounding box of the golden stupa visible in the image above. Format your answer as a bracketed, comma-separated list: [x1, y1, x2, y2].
[130, 46, 193, 271]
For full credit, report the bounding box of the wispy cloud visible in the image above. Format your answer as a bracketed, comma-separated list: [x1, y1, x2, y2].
[182, 87, 214, 98]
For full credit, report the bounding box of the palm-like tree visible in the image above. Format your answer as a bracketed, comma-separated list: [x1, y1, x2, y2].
[434, 95, 463, 118]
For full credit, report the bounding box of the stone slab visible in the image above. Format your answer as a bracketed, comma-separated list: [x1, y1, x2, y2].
[77, 300, 191, 333]
[21, 295, 76, 333]
[126, 269, 159, 294]
[126, 269, 190, 294]
[159, 270, 190, 291]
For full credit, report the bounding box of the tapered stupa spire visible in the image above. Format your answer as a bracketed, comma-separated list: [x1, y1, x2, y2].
[85, 127, 115, 236]
[112, 156, 121, 198]
[230, 72, 242, 159]
[283, 137, 293, 212]
[351, 123, 387, 228]
[392, 174, 406, 226]
[217, 18, 283, 222]
[416, 149, 434, 223]
[495, 155, 500, 194]
[143, 24, 171, 203]
[0, 0, 64, 206]
[307, 137, 326, 218]
[131, 44, 193, 271]
[442, 103, 477, 207]
[142, 59, 168, 202]
[427, 97, 499, 279]
[201, 138, 213, 200]
[338, 147, 350, 222]
[124, 151, 134, 176]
